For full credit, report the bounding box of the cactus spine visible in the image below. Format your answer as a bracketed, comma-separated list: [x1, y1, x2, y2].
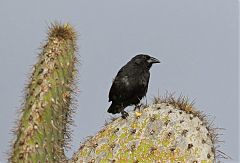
[10, 24, 77, 163]
[71, 96, 216, 162]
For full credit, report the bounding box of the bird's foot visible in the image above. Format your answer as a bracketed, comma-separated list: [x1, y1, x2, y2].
[121, 111, 129, 119]
[134, 104, 142, 111]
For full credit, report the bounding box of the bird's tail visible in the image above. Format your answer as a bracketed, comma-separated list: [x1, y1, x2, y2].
[108, 103, 122, 114]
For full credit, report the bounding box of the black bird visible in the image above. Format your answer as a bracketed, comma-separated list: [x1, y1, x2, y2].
[108, 54, 160, 118]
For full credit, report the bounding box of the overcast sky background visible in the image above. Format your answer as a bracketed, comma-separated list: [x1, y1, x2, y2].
[0, 0, 238, 162]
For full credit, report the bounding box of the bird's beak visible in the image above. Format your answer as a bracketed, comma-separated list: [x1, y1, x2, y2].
[147, 57, 160, 64]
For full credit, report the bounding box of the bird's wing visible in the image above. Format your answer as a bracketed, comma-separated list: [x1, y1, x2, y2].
[108, 66, 129, 102]
[109, 65, 150, 102]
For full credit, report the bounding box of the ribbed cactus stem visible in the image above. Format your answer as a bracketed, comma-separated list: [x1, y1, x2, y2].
[71, 97, 217, 162]
[10, 23, 77, 163]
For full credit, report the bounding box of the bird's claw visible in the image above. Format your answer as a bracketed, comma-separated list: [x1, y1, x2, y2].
[134, 104, 142, 111]
[121, 111, 129, 119]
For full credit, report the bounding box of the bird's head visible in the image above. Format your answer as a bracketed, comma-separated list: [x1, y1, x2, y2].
[132, 54, 160, 69]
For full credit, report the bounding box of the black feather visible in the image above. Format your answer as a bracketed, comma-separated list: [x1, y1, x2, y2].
[108, 54, 160, 117]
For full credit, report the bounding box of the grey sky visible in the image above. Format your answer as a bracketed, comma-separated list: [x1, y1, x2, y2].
[0, 0, 238, 162]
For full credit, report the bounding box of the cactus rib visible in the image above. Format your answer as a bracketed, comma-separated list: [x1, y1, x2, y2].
[10, 23, 78, 163]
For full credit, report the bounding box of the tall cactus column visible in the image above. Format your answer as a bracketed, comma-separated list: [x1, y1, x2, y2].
[10, 24, 78, 163]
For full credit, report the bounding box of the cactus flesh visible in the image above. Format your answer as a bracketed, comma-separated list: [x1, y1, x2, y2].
[71, 97, 216, 162]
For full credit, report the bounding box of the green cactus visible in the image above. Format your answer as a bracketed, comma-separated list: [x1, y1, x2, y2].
[9, 23, 224, 163]
[10, 23, 78, 163]
[71, 96, 217, 163]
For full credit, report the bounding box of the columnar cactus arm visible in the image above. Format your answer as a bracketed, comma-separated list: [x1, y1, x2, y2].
[10, 23, 78, 163]
[71, 96, 217, 163]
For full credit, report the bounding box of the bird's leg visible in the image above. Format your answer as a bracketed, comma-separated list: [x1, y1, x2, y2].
[134, 103, 142, 112]
[121, 111, 129, 119]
